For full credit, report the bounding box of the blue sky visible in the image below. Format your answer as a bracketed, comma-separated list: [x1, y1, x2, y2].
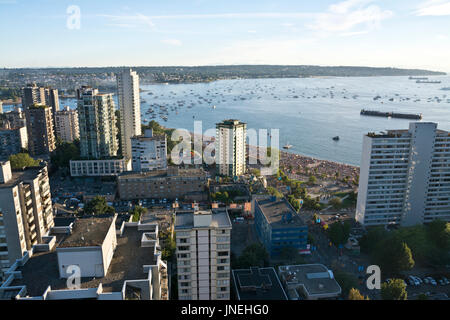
[0, 0, 449, 71]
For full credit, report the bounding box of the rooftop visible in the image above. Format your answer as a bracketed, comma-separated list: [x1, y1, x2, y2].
[175, 209, 232, 230]
[11, 224, 158, 296]
[255, 197, 305, 229]
[278, 264, 341, 298]
[58, 217, 114, 248]
[118, 167, 207, 180]
[0, 165, 46, 189]
[232, 267, 288, 300]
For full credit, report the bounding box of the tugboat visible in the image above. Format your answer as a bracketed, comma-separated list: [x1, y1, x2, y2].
[332, 136, 340, 141]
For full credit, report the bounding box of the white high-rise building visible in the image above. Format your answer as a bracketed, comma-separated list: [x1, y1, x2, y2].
[0, 161, 54, 277]
[117, 69, 141, 160]
[55, 106, 79, 142]
[131, 129, 167, 172]
[356, 122, 450, 227]
[216, 119, 246, 177]
[175, 209, 232, 300]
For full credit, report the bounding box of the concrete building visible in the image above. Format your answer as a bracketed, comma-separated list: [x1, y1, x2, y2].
[117, 69, 142, 160]
[69, 158, 131, 177]
[22, 84, 45, 109]
[231, 267, 288, 300]
[43, 88, 60, 123]
[216, 119, 247, 177]
[254, 196, 308, 257]
[77, 86, 118, 159]
[55, 106, 79, 142]
[356, 122, 450, 227]
[24, 104, 56, 156]
[0, 161, 54, 278]
[0, 101, 2, 114]
[0, 215, 169, 300]
[131, 129, 167, 172]
[278, 264, 341, 300]
[3, 108, 26, 129]
[117, 167, 208, 201]
[175, 209, 232, 300]
[0, 126, 28, 159]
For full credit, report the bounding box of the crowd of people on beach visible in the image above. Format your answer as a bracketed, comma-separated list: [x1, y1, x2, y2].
[279, 151, 359, 181]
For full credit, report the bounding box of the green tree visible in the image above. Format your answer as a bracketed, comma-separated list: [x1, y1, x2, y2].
[130, 205, 146, 222]
[327, 221, 351, 247]
[51, 140, 80, 169]
[380, 279, 407, 300]
[426, 220, 450, 250]
[359, 226, 389, 254]
[84, 196, 115, 215]
[334, 271, 359, 298]
[376, 237, 414, 274]
[234, 243, 269, 269]
[8, 153, 40, 169]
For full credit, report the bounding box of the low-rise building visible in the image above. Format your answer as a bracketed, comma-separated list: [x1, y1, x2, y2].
[0, 215, 168, 300]
[69, 158, 131, 177]
[254, 196, 308, 256]
[131, 129, 167, 172]
[278, 264, 341, 300]
[117, 166, 208, 201]
[231, 267, 288, 300]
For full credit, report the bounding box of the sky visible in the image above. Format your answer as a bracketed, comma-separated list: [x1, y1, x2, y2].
[0, 0, 449, 72]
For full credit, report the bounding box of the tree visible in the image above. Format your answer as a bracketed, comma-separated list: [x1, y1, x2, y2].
[334, 271, 359, 298]
[359, 226, 389, 254]
[51, 140, 80, 169]
[376, 237, 414, 274]
[380, 279, 407, 300]
[8, 153, 40, 169]
[234, 243, 269, 269]
[426, 220, 450, 251]
[327, 221, 351, 247]
[130, 205, 146, 222]
[84, 196, 115, 215]
[348, 288, 369, 300]
[279, 246, 300, 261]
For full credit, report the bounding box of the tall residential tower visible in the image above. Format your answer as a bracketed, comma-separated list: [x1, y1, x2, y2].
[356, 122, 450, 227]
[117, 69, 141, 159]
[77, 87, 118, 159]
[216, 119, 247, 177]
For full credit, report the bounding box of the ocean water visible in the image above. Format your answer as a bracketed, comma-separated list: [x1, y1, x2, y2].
[7, 75, 450, 166]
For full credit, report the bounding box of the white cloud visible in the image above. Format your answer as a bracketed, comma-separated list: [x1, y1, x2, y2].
[161, 39, 182, 46]
[415, 0, 450, 16]
[99, 13, 155, 28]
[307, 0, 393, 35]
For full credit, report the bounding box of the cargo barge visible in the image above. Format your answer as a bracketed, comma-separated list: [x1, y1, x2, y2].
[360, 109, 422, 120]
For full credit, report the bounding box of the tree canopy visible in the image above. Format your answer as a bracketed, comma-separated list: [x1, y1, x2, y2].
[327, 221, 351, 247]
[348, 288, 369, 300]
[233, 243, 269, 269]
[83, 196, 114, 215]
[8, 153, 40, 169]
[381, 279, 407, 300]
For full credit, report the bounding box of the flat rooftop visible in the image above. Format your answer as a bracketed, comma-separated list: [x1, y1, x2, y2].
[11, 225, 158, 296]
[0, 166, 44, 189]
[232, 267, 288, 300]
[118, 167, 207, 180]
[256, 198, 305, 229]
[58, 217, 114, 248]
[175, 209, 232, 229]
[278, 264, 341, 298]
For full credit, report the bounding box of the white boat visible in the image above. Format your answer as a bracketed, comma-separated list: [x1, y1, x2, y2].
[283, 143, 293, 150]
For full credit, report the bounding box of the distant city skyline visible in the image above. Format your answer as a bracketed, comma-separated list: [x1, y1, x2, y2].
[0, 0, 449, 72]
